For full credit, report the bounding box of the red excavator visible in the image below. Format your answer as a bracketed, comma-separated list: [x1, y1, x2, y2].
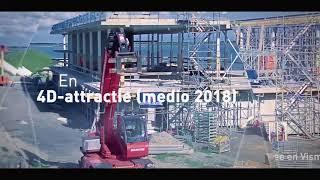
[79, 28, 154, 168]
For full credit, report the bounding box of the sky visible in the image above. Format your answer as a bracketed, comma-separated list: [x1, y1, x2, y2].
[0, 11, 314, 46]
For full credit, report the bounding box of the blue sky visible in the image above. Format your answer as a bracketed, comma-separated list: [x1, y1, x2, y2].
[0, 12, 313, 46]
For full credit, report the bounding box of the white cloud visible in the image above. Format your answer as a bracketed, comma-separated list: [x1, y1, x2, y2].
[0, 11, 183, 45]
[0, 12, 84, 46]
[0, 11, 309, 46]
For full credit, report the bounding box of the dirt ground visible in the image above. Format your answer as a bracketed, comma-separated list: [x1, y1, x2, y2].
[148, 131, 320, 168]
[0, 77, 86, 168]
[0, 125, 27, 168]
[148, 126, 273, 168]
[149, 152, 235, 168]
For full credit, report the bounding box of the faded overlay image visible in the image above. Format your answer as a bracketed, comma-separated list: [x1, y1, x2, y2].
[0, 12, 320, 168]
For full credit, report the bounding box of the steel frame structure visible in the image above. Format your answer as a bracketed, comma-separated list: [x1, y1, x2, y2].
[235, 14, 320, 143]
[167, 12, 251, 152]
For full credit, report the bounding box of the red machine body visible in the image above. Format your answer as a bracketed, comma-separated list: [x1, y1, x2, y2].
[0, 76, 10, 86]
[79, 29, 153, 168]
[0, 45, 10, 86]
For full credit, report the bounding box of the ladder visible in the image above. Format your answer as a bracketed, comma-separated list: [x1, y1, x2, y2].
[285, 112, 314, 139]
[170, 13, 230, 147]
[284, 82, 310, 111]
[277, 82, 315, 139]
[208, 110, 218, 141]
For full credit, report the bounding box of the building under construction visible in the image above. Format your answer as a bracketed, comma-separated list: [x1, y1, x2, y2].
[50, 12, 320, 167]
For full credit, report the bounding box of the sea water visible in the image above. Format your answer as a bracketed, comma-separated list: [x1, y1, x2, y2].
[8, 40, 244, 70]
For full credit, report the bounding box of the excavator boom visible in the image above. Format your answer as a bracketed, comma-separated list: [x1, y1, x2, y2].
[80, 28, 153, 168]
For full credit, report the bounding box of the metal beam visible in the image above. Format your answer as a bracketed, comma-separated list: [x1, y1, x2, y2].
[236, 14, 320, 27]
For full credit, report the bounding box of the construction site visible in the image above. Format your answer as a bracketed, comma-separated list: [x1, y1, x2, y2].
[0, 12, 320, 168]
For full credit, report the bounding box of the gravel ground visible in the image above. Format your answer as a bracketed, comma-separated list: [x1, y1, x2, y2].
[149, 131, 183, 145]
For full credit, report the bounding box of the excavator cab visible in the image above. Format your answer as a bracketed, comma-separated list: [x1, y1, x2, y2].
[115, 115, 149, 159]
[118, 115, 147, 144]
[125, 117, 147, 143]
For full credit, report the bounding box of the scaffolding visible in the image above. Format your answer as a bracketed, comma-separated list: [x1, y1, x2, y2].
[166, 12, 249, 152]
[235, 14, 320, 146]
[275, 17, 320, 140]
[60, 12, 266, 153]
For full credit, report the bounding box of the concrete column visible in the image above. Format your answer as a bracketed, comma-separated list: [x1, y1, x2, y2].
[82, 32, 87, 69]
[177, 32, 183, 72]
[68, 33, 72, 67]
[181, 33, 184, 70]
[170, 34, 173, 63]
[147, 34, 150, 69]
[97, 30, 102, 75]
[76, 32, 80, 67]
[151, 34, 154, 67]
[139, 34, 142, 57]
[63, 34, 67, 67]
[89, 31, 93, 73]
[160, 34, 163, 63]
[156, 33, 159, 65]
